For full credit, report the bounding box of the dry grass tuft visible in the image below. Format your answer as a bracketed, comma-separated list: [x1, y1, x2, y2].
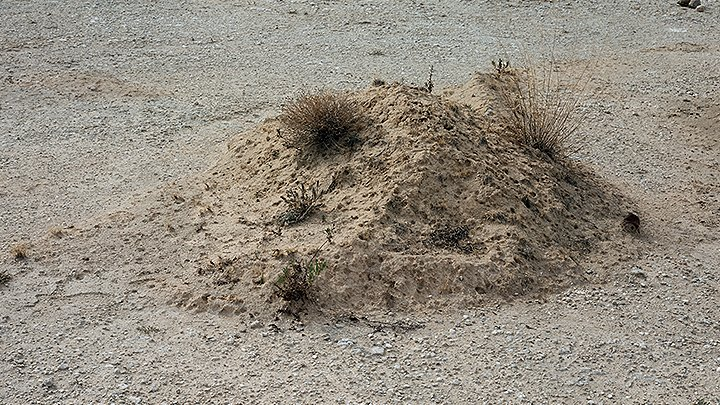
[10, 243, 29, 260]
[274, 257, 326, 303]
[498, 62, 588, 159]
[279, 91, 364, 154]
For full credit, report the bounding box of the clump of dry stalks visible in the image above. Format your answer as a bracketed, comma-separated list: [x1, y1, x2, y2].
[496, 59, 589, 159]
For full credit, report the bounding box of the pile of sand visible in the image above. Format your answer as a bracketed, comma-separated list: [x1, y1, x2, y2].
[150, 73, 633, 314]
[32, 73, 633, 316]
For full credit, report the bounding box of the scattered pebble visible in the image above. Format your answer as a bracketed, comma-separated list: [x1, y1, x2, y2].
[41, 378, 56, 391]
[369, 346, 386, 355]
[337, 338, 355, 347]
[630, 266, 647, 279]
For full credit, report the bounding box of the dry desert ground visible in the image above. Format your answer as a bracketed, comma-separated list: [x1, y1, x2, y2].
[1, 0, 719, 403]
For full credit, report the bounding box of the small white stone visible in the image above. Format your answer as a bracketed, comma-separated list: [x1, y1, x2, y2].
[369, 346, 385, 355]
[336, 338, 355, 347]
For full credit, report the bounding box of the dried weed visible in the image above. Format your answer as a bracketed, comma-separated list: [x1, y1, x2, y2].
[274, 228, 334, 305]
[278, 180, 325, 226]
[497, 60, 589, 159]
[279, 91, 364, 154]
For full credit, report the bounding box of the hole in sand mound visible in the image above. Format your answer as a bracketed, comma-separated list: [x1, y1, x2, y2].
[183, 76, 635, 314]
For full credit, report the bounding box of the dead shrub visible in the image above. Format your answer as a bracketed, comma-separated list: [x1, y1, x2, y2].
[279, 91, 363, 154]
[498, 61, 588, 159]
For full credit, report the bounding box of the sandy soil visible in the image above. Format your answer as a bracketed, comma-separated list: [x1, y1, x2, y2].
[1, 0, 719, 403]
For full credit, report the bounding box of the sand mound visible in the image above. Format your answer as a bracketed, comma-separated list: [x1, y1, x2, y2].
[34, 75, 634, 316]
[153, 74, 633, 314]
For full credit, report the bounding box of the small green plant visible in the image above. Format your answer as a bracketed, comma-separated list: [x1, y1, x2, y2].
[497, 60, 588, 159]
[278, 91, 363, 154]
[278, 180, 324, 226]
[274, 228, 334, 304]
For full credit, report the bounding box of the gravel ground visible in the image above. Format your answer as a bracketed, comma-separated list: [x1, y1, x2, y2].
[1, 0, 719, 403]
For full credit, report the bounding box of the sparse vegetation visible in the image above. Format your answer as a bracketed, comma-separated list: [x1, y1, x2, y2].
[424, 65, 434, 93]
[497, 60, 587, 159]
[492, 58, 511, 75]
[274, 228, 333, 304]
[278, 91, 364, 154]
[278, 180, 325, 226]
[10, 243, 29, 260]
[0, 270, 11, 285]
[426, 224, 474, 253]
[136, 325, 162, 335]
